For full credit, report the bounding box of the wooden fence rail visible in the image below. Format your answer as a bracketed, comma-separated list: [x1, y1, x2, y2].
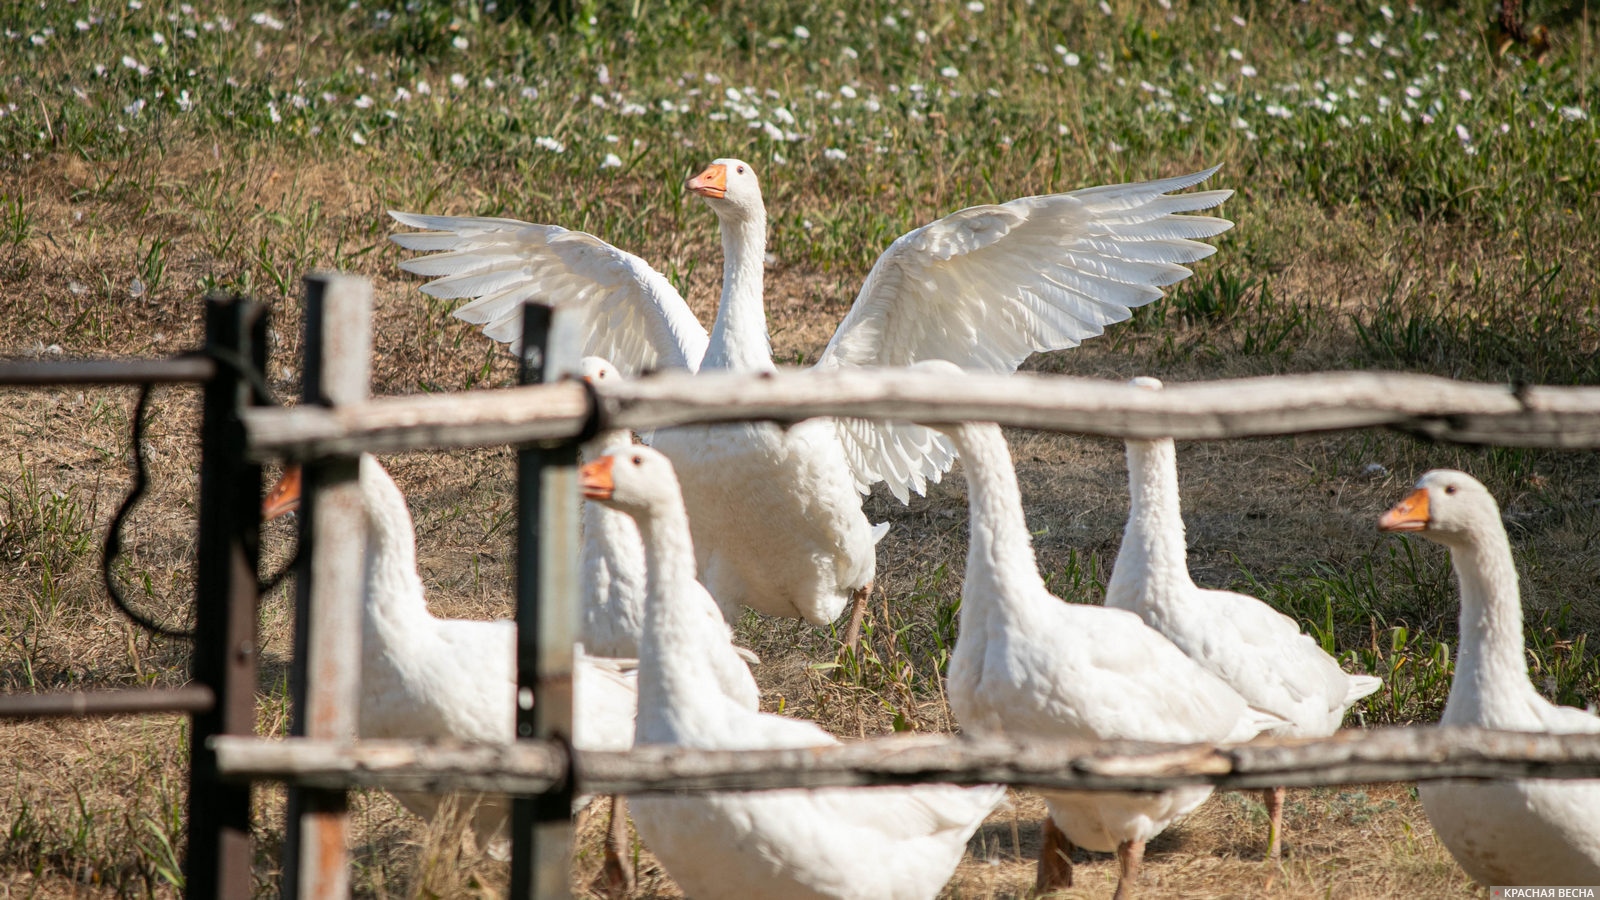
[211, 726, 1600, 796]
[241, 369, 1600, 461]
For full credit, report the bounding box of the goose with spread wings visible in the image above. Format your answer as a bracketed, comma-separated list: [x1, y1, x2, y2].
[390, 160, 1232, 636]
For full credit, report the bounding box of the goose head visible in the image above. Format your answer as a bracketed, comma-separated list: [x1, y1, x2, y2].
[1378, 469, 1502, 549]
[263, 465, 303, 521]
[579, 355, 622, 383]
[687, 158, 764, 222]
[580, 445, 683, 520]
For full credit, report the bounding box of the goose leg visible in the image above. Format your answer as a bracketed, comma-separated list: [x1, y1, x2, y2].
[1263, 785, 1286, 859]
[1111, 839, 1145, 900]
[840, 582, 873, 651]
[1033, 816, 1074, 893]
[594, 794, 635, 898]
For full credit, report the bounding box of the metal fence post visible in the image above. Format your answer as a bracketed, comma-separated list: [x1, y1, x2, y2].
[509, 303, 581, 900]
[187, 295, 266, 899]
[282, 273, 372, 899]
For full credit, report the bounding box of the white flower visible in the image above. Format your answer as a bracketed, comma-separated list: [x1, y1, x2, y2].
[1422, 30, 1438, 41]
[1098, 0, 1112, 14]
[823, 147, 846, 161]
[417, 79, 432, 95]
[772, 106, 796, 124]
[1455, 123, 1470, 142]
[353, 94, 374, 108]
[915, 29, 927, 44]
[1227, 47, 1243, 61]
[1380, 4, 1394, 19]
[1405, 85, 1422, 99]
[1231, 14, 1245, 26]
[521, 86, 539, 100]
[1065, 52, 1081, 67]
[881, 14, 897, 27]
[601, 152, 622, 169]
[152, 31, 165, 45]
[536, 135, 565, 153]
[793, 25, 810, 39]
[268, 101, 281, 123]
[1458, 89, 1472, 101]
[1206, 91, 1225, 106]
[842, 46, 858, 59]
[450, 73, 468, 89]
[452, 35, 468, 50]
[76, 19, 89, 30]
[1559, 106, 1588, 121]
[839, 85, 856, 99]
[124, 97, 146, 116]
[1057, 123, 1069, 135]
[351, 131, 367, 145]
[1335, 31, 1353, 46]
[176, 89, 193, 111]
[967, 1, 984, 10]
[590, 93, 607, 108]
[762, 121, 783, 140]
[597, 64, 610, 85]
[940, 66, 959, 78]
[1240, 64, 1257, 77]
[1368, 32, 1386, 48]
[1231, 116, 1249, 129]
[1265, 104, 1291, 119]
[772, 151, 787, 164]
[250, 11, 285, 30]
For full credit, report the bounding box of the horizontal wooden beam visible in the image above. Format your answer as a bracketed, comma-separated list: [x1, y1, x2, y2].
[211, 726, 1600, 795]
[0, 357, 217, 386]
[0, 685, 215, 719]
[241, 370, 1600, 461]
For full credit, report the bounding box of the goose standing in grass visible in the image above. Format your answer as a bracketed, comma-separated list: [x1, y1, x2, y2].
[925, 386, 1282, 898]
[391, 160, 1233, 642]
[580, 446, 1003, 900]
[263, 457, 643, 867]
[1104, 376, 1382, 858]
[1379, 470, 1600, 885]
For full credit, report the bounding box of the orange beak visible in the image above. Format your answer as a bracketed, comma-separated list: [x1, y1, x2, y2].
[1378, 488, 1430, 532]
[580, 457, 615, 501]
[687, 163, 727, 200]
[263, 466, 303, 521]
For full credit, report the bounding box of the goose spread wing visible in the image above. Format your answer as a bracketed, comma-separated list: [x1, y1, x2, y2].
[390, 212, 709, 373]
[817, 168, 1232, 500]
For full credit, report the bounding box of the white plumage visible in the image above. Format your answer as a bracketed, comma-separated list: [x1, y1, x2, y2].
[262, 455, 639, 853]
[579, 446, 1002, 900]
[1380, 469, 1600, 886]
[929, 399, 1281, 897]
[391, 160, 1232, 628]
[1104, 375, 1382, 856]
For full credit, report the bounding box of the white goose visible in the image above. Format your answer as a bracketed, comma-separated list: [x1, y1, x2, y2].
[930, 399, 1282, 898]
[391, 160, 1233, 637]
[579, 446, 1004, 900]
[1105, 376, 1382, 858]
[262, 456, 639, 858]
[1379, 470, 1600, 885]
[577, 356, 647, 658]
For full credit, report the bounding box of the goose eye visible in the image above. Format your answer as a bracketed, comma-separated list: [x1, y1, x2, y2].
[1445, 485, 1458, 495]
[737, 165, 745, 174]
[631, 455, 643, 466]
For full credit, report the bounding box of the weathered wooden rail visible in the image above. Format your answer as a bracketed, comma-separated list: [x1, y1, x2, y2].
[9, 271, 1600, 900]
[211, 726, 1600, 796]
[240, 369, 1600, 461]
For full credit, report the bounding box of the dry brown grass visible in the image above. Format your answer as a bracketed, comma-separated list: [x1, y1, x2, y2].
[4, 116, 1595, 897]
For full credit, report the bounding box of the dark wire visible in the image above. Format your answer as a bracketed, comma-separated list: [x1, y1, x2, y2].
[100, 349, 298, 640]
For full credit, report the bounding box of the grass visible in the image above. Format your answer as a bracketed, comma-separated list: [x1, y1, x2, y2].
[2, 0, 1598, 896]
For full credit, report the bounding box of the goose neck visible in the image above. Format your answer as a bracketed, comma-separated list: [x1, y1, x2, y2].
[633, 497, 721, 741]
[1445, 529, 1533, 718]
[702, 212, 773, 372]
[361, 464, 432, 631]
[1109, 438, 1194, 602]
[949, 425, 1048, 617]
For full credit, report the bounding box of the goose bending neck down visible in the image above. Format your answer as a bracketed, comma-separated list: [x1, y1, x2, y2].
[581, 447, 1002, 900]
[927, 391, 1281, 899]
[1380, 470, 1600, 886]
[392, 159, 1233, 642]
[1105, 376, 1381, 858]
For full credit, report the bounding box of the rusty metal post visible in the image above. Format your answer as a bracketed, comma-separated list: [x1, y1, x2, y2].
[282, 273, 372, 899]
[509, 303, 581, 900]
[187, 295, 266, 900]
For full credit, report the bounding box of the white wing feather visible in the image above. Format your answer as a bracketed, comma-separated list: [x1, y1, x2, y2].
[817, 167, 1232, 500]
[389, 212, 709, 373]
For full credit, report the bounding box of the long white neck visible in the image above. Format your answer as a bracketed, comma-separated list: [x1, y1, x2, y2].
[1443, 526, 1534, 724]
[701, 211, 773, 372]
[360, 459, 432, 636]
[949, 424, 1048, 631]
[632, 493, 722, 743]
[1107, 438, 1194, 608]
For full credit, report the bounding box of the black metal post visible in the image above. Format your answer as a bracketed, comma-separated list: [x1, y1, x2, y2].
[186, 295, 265, 899]
[510, 305, 579, 900]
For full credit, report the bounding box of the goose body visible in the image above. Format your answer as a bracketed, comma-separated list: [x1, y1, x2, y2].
[1380, 470, 1600, 886]
[1104, 376, 1381, 854]
[581, 447, 1003, 900]
[934, 409, 1280, 895]
[263, 456, 642, 849]
[577, 357, 648, 655]
[392, 161, 1232, 627]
